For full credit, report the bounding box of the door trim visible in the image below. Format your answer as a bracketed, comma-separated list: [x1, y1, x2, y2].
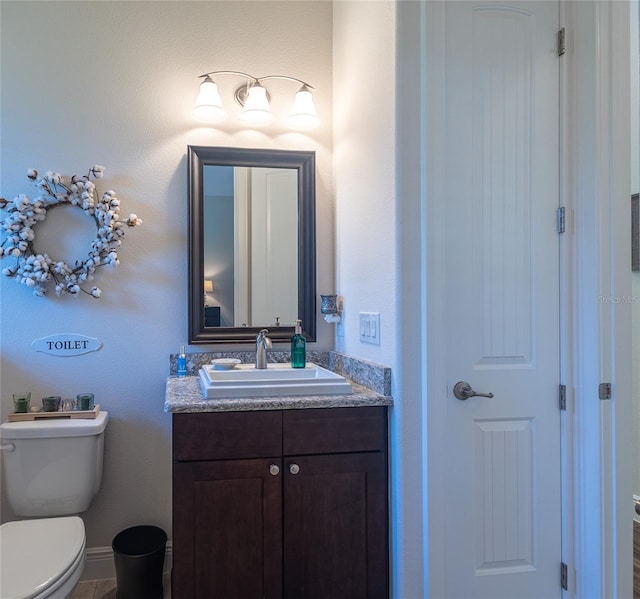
[560, 2, 633, 597]
[412, 1, 633, 598]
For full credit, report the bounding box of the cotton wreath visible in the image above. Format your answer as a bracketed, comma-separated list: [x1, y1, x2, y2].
[0, 166, 142, 298]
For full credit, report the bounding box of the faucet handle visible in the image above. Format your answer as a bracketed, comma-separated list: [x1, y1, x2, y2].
[256, 329, 272, 348]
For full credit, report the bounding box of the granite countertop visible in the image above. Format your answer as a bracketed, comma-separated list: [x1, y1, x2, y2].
[164, 351, 393, 413]
[164, 375, 392, 413]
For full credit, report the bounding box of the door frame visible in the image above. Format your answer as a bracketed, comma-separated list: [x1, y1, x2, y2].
[396, 1, 633, 597]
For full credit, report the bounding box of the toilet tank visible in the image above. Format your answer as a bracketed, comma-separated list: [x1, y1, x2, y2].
[0, 411, 108, 517]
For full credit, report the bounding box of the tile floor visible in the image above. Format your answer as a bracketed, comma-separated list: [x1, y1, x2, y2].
[71, 573, 171, 599]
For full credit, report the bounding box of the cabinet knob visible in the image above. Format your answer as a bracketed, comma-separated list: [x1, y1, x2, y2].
[269, 464, 280, 476]
[289, 463, 300, 475]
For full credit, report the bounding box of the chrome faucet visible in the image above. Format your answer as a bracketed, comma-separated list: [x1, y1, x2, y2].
[255, 329, 272, 369]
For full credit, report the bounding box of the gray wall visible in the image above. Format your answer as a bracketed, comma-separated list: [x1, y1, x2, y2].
[0, 0, 333, 554]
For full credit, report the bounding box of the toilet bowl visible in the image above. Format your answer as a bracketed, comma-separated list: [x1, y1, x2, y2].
[0, 517, 85, 599]
[0, 412, 108, 599]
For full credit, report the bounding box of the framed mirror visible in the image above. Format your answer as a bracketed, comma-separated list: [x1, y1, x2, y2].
[188, 146, 316, 344]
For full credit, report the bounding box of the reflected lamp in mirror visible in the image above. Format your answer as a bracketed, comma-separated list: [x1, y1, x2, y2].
[321, 294, 342, 324]
[191, 70, 319, 131]
[204, 279, 214, 305]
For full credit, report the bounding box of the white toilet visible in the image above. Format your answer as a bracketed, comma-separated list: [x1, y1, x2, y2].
[0, 412, 109, 599]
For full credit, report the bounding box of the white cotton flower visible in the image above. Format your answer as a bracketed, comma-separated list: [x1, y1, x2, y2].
[24, 277, 35, 288]
[90, 165, 105, 179]
[11, 248, 21, 257]
[2, 267, 15, 276]
[26, 168, 38, 180]
[90, 286, 101, 298]
[45, 171, 62, 184]
[19, 228, 34, 241]
[68, 284, 80, 295]
[126, 213, 142, 226]
[33, 285, 45, 297]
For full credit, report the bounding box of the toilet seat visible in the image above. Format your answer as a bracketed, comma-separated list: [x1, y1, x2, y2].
[0, 516, 85, 599]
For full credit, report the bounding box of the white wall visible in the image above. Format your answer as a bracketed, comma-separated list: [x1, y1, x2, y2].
[333, 1, 397, 367]
[333, 2, 424, 597]
[0, 0, 333, 553]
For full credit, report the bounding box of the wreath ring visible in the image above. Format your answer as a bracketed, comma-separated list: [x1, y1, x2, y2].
[0, 166, 142, 298]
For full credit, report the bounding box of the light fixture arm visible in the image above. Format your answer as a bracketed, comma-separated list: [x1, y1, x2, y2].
[197, 71, 315, 92]
[197, 69, 258, 81]
[256, 75, 315, 92]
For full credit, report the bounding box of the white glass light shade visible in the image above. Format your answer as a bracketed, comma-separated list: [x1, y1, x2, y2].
[192, 77, 226, 123]
[239, 83, 273, 126]
[204, 280, 213, 293]
[287, 87, 319, 130]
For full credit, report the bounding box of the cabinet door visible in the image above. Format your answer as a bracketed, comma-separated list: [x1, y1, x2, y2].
[283, 452, 388, 599]
[173, 458, 282, 599]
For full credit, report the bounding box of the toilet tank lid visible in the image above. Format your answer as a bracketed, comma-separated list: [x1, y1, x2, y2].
[0, 411, 108, 439]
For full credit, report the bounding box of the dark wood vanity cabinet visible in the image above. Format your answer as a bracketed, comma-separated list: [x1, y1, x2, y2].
[172, 407, 389, 599]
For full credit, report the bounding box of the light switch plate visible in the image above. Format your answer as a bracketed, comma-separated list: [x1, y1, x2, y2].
[359, 312, 380, 345]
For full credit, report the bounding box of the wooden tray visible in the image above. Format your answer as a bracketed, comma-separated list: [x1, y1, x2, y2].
[7, 405, 100, 422]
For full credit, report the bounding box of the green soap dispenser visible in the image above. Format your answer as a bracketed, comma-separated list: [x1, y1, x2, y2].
[291, 320, 306, 368]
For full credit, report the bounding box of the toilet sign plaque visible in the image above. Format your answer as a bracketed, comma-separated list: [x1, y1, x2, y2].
[32, 334, 103, 356]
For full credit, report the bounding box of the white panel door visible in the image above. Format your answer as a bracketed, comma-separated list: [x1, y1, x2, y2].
[443, 2, 561, 598]
[250, 168, 298, 327]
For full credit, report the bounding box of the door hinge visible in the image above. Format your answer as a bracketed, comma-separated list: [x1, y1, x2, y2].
[599, 382, 612, 400]
[558, 28, 566, 56]
[557, 207, 566, 233]
[561, 562, 568, 590]
[559, 384, 566, 410]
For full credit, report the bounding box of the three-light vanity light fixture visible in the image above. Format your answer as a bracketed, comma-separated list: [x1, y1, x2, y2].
[192, 70, 319, 130]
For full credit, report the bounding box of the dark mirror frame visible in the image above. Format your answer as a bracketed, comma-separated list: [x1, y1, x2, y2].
[188, 145, 316, 344]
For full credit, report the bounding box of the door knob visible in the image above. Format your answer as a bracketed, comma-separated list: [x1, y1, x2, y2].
[289, 463, 300, 475]
[453, 381, 494, 400]
[269, 464, 280, 476]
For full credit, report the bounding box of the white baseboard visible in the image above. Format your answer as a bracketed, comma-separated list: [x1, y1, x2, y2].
[82, 541, 173, 582]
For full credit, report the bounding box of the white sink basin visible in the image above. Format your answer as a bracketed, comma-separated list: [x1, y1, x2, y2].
[198, 362, 353, 399]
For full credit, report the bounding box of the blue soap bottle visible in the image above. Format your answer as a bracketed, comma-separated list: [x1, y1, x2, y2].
[177, 345, 187, 378]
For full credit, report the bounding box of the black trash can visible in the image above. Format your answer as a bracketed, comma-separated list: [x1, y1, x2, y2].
[112, 525, 167, 599]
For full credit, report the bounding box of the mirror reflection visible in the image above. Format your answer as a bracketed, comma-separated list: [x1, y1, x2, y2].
[203, 165, 298, 328]
[188, 146, 316, 344]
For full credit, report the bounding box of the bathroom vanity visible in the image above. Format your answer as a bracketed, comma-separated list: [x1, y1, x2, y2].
[166, 353, 392, 599]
